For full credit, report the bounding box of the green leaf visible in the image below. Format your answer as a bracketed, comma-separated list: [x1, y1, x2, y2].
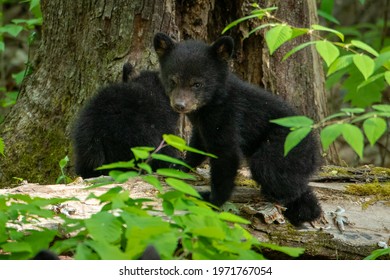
[317, 10, 340, 25]
[84, 240, 128, 260]
[327, 55, 354, 76]
[96, 160, 135, 170]
[351, 40, 379, 57]
[270, 116, 314, 128]
[363, 117, 387, 146]
[137, 162, 152, 174]
[316, 40, 340, 67]
[143, 175, 163, 192]
[218, 212, 250, 224]
[131, 147, 153, 160]
[283, 41, 317, 61]
[373, 104, 390, 112]
[284, 127, 312, 156]
[0, 138, 4, 156]
[385, 71, 390, 85]
[165, 178, 201, 198]
[340, 107, 365, 114]
[265, 24, 293, 55]
[59, 155, 69, 169]
[0, 24, 23, 37]
[342, 124, 364, 159]
[151, 153, 192, 169]
[247, 23, 275, 38]
[320, 123, 344, 150]
[85, 212, 122, 244]
[353, 54, 375, 80]
[260, 242, 304, 257]
[156, 168, 196, 180]
[357, 72, 385, 90]
[311, 24, 344, 41]
[222, 14, 266, 34]
[163, 134, 216, 158]
[108, 170, 138, 183]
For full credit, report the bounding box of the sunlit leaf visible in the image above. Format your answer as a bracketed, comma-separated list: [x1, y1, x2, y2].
[363, 117, 387, 146]
[351, 40, 379, 57]
[316, 40, 340, 67]
[284, 127, 312, 156]
[265, 24, 293, 55]
[353, 54, 375, 80]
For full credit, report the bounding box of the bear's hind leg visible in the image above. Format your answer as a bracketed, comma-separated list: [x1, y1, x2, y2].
[249, 145, 322, 226]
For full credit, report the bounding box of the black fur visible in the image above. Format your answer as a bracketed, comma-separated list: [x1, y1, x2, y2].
[72, 65, 179, 178]
[154, 33, 322, 225]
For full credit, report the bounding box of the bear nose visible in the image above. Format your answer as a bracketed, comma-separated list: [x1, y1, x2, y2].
[173, 100, 187, 112]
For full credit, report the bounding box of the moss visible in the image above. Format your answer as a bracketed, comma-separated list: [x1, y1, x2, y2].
[318, 166, 351, 177]
[0, 121, 73, 188]
[346, 182, 390, 209]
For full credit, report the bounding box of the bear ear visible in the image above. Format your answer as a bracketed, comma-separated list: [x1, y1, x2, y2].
[210, 36, 234, 61]
[153, 33, 175, 58]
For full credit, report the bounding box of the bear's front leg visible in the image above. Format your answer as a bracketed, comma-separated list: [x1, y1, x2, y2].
[205, 152, 240, 207]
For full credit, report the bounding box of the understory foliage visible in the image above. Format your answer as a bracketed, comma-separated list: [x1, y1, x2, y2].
[223, 2, 390, 161]
[0, 135, 304, 260]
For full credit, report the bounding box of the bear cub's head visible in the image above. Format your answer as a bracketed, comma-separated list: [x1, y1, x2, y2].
[154, 33, 234, 114]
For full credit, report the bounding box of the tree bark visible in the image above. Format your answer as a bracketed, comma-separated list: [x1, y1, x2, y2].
[0, 0, 335, 186]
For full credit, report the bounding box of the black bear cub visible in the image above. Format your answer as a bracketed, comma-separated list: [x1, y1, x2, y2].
[72, 63, 179, 178]
[154, 33, 322, 226]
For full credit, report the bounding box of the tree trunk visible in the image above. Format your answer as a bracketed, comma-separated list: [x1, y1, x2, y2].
[0, 0, 335, 186]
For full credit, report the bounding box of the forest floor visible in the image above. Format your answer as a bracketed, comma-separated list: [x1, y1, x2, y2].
[0, 165, 389, 260]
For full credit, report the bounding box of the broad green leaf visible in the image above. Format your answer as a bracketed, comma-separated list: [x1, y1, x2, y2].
[353, 54, 375, 80]
[385, 71, 390, 85]
[290, 28, 309, 40]
[270, 116, 314, 128]
[311, 24, 344, 41]
[0, 24, 23, 37]
[317, 10, 340, 25]
[1, 242, 32, 254]
[163, 134, 216, 158]
[156, 168, 196, 180]
[137, 162, 152, 174]
[357, 72, 385, 90]
[151, 153, 192, 170]
[108, 170, 138, 183]
[265, 25, 293, 55]
[85, 212, 122, 244]
[316, 40, 340, 67]
[342, 124, 364, 159]
[373, 104, 390, 112]
[131, 147, 153, 160]
[363, 117, 387, 146]
[218, 212, 250, 224]
[0, 42, 4, 52]
[143, 175, 163, 192]
[165, 178, 201, 198]
[84, 240, 128, 260]
[284, 127, 312, 156]
[283, 41, 317, 61]
[351, 40, 379, 57]
[320, 123, 344, 150]
[327, 55, 354, 76]
[375, 51, 390, 70]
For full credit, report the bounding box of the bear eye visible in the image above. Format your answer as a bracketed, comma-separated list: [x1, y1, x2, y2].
[192, 82, 203, 89]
